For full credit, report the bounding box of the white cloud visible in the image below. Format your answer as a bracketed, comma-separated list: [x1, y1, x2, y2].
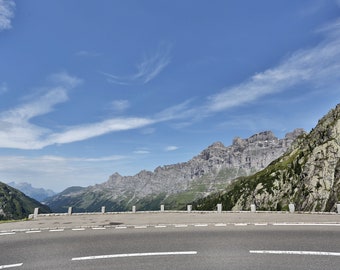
[103, 43, 171, 85]
[111, 100, 130, 112]
[205, 18, 340, 112]
[165, 146, 179, 151]
[133, 149, 150, 154]
[0, 82, 8, 94]
[0, 0, 15, 32]
[75, 50, 101, 57]
[48, 117, 155, 145]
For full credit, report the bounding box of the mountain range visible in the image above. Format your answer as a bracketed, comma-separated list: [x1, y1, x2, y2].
[45, 129, 305, 212]
[7, 182, 56, 202]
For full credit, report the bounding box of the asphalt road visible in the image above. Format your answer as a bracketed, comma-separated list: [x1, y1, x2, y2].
[1, 225, 340, 270]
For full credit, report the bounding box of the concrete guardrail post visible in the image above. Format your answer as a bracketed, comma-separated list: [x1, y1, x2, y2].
[33, 207, 39, 219]
[250, 204, 256, 212]
[217, 203, 222, 213]
[68, 207, 73, 215]
[160, 205, 165, 212]
[101, 206, 106, 214]
[289, 203, 295, 213]
[132, 205, 136, 213]
[187, 205, 192, 213]
[337, 203, 340, 214]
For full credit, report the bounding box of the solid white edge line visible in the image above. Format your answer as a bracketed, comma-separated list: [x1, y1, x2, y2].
[0, 263, 23, 269]
[72, 251, 198, 261]
[250, 250, 340, 256]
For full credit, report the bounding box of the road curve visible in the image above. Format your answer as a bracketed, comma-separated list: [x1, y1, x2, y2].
[1, 225, 340, 270]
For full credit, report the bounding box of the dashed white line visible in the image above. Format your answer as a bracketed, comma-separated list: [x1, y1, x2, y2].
[92, 227, 106, 230]
[25, 230, 41, 234]
[0, 232, 16, 236]
[134, 226, 148, 229]
[254, 223, 268, 226]
[72, 251, 198, 261]
[115, 226, 127, 229]
[155, 225, 167, 228]
[72, 228, 86, 231]
[194, 224, 208, 227]
[234, 223, 248, 226]
[175, 224, 188, 228]
[49, 229, 64, 232]
[0, 263, 23, 269]
[250, 250, 340, 256]
[215, 223, 227, 227]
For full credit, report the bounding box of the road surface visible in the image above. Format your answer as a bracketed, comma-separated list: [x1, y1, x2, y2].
[1, 222, 340, 269]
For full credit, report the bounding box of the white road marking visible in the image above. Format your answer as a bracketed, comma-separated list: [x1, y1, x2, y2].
[234, 223, 248, 226]
[25, 230, 41, 234]
[215, 223, 227, 227]
[250, 250, 340, 256]
[155, 225, 167, 228]
[115, 226, 127, 229]
[72, 228, 85, 231]
[254, 223, 268, 226]
[273, 223, 340, 226]
[134, 226, 147, 229]
[0, 232, 16, 236]
[72, 251, 198, 261]
[0, 263, 23, 269]
[175, 224, 188, 228]
[194, 224, 208, 227]
[49, 229, 64, 232]
[92, 227, 106, 230]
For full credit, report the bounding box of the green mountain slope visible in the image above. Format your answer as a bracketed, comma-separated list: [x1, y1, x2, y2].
[194, 104, 340, 212]
[0, 181, 51, 220]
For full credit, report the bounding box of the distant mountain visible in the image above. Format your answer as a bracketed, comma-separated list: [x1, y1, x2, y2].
[194, 103, 340, 212]
[0, 181, 51, 220]
[7, 182, 56, 202]
[45, 129, 304, 213]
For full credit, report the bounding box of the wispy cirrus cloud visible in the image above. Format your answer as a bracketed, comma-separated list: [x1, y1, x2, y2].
[0, 72, 157, 150]
[0, 0, 15, 32]
[103, 43, 171, 85]
[110, 99, 130, 112]
[165, 145, 179, 151]
[205, 18, 340, 112]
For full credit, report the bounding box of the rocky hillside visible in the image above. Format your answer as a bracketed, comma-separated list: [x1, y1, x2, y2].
[45, 129, 304, 213]
[0, 181, 51, 220]
[194, 104, 340, 212]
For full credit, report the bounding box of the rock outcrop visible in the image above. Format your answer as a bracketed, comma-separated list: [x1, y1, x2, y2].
[195, 104, 340, 212]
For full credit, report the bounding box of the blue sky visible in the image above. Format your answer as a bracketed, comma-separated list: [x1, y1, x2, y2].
[1, 0, 340, 192]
